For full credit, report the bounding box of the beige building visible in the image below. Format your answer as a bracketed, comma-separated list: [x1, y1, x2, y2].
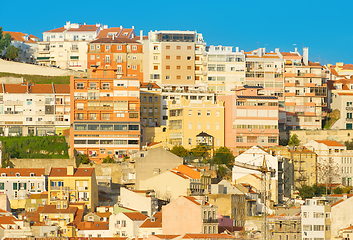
[143, 30, 206, 85]
[161, 97, 224, 148]
[207, 180, 246, 227]
[268, 213, 301, 240]
[139, 167, 202, 201]
[133, 147, 183, 189]
[271, 146, 317, 189]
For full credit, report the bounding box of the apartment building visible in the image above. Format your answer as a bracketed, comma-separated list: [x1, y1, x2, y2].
[304, 140, 351, 185]
[109, 211, 147, 238]
[87, 37, 143, 80]
[162, 196, 218, 235]
[2, 31, 40, 63]
[118, 188, 158, 216]
[244, 48, 285, 129]
[271, 146, 317, 189]
[70, 73, 140, 162]
[143, 30, 206, 85]
[37, 21, 104, 70]
[140, 82, 161, 128]
[206, 45, 245, 94]
[48, 166, 98, 211]
[268, 213, 301, 240]
[327, 77, 353, 129]
[207, 180, 246, 227]
[327, 62, 353, 80]
[0, 168, 45, 209]
[165, 97, 224, 149]
[218, 85, 279, 153]
[301, 198, 331, 240]
[0, 83, 70, 136]
[282, 48, 327, 130]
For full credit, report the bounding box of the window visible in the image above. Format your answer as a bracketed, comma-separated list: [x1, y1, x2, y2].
[187, 46, 191, 50]
[188, 138, 192, 145]
[132, 45, 137, 50]
[166, 55, 170, 59]
[177, 66, 181, 70]
[0, 183, 4, 190]
[198, 110, 201, 116]
[189, 122, 192, 129]
[154, 45, 158, 50]
[176, 76, 181, 80]
[166, 76, 170, 80]
[176, 56, 181, 60]
[117, 45, 122, 50]
[77, 82, 84, 89]
[187, 56, 192, 60]
[189, 110, 192, 116]
[187, 76, 192, 80]
[105, 45, 110, 51]
[216, 123, 220, 130]
[103, 113, 110, 120]
[90, 45, 95, 50]
[90, 113, 97, 120]
[132, 65, 137, 70]
[207, 110, 211, 116]
[176, 46, 181, 50]
[166, 45, 170, 49]
[166, 65, 170, 70]
[198, 123, 201, 129]
[268, 137, 277, 143]
[154, 65, 158, 70]
[187, 66, 191, 70]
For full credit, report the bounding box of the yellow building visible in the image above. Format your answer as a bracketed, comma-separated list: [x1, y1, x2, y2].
[158, 97, 224, 149]
[48, 166, 98, 211]
[140, 82, 162, 131]
[271, 146, 317, 190]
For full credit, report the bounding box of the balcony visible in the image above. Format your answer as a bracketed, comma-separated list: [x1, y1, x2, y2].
[71, 47, 79, 52]
[346, 118, 353, 122]
[5, 101, 23, 106]
[346, 107, 353, 111]
[37, 56, 50, 61]
[203, 219, 218, 223]
[70, 56, 79, 60]
[50, 186, 70, 191]
[5, 111, 22, 115]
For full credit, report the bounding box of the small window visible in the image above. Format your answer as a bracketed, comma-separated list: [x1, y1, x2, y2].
[16, 173, 20, 177]
[30, 173, 35, 177]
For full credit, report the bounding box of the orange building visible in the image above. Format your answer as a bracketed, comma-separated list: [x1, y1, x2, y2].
[87, 38, 144, 82]
[70, 69, 141, 163]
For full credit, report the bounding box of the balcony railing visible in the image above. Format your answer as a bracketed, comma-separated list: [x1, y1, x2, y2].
[203, 219, 218, 223]
[346, 118, 353, 122]
[346, 107, 353, 111]
[50, 186, 70, 191]
[5, 111, 22, 115]
[5, 101, 23, 106]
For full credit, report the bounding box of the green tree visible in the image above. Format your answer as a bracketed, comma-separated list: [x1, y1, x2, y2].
[288, 134, 300, 146]
[102, 155, 115, 163]
[344, 139, 353, 150]
[170, 145, 189, 157]
[213, 146, 234, 169]
[4, 46, 19, 60]
[190, 145, 208, 158]
[0, 27, 11, 54]
[298, 185, 315, 199]
[333, 187, 343, 194]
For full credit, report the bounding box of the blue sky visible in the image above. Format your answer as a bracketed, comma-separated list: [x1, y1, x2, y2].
[1, 0, 352, 64]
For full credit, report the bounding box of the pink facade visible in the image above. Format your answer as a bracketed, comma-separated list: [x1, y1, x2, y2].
[217, 213, 233, 227]
[162, 196, 218, 235]
[218, 86, 279, 154]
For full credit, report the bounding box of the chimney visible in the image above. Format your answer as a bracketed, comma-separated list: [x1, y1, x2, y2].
[343, 193, 348, 201]
[132, 26, 135, 29]
[67, 165, 74, 176]
[275, 48, 280, 53]
[236, 47, 239, 52]
[303, 47, 309, 66]
[295, 47, 298, 53]
[120, 25, 123, 30]
[140, 30, 143, 41]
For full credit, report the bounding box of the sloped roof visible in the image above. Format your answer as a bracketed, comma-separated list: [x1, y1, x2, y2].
[67, 25, 99, 32]
[0, 168, 45, 177]
[40, 205, 77, 214]
[172, 165, 200, 179]
[90, 38, 138, 44]
[49, 168, 94, 177]
[54, 84, 70, 94]
[123, 212, 148, 221]
[314, 140, 345, 147]
[140, 212, 162, 228]
[76, 221, 109, 230]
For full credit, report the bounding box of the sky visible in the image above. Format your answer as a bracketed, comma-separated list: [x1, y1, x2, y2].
[1, 0, 353, 65]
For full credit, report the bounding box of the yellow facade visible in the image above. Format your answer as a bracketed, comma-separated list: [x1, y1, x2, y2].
[165, 98, 225, 149]
[48, 166, 98, 211]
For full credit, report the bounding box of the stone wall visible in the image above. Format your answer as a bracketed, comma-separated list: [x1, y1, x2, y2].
[290, 129, 353, 145]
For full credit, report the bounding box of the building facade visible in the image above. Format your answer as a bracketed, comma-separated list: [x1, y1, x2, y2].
[0, 83, 70, 136]
[70, 73, 141, 162]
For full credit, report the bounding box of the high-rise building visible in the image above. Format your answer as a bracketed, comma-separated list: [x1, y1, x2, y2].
[70, 69, 140, 163]
[143, 30, 206, 86]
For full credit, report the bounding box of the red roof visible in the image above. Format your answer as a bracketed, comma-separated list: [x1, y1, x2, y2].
[140, 212, 162, 228]
[0, 168, 45, 177]
[314, 140, 345, 147]
[123, 212, 148, 221]
[49, 168, 94, 177]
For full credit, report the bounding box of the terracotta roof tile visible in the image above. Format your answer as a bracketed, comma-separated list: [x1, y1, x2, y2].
[331, 199, 343, 207]
[44, 27, 66, 33]
[76, 221, 109, 230]
[29, 84, 53, 93]
[54, 84, 70, 93]
[90, 38, 138, 44]
[3, 84, 27, 93]
[140, 212, 162, 228]
[141, 82, 161, 89]
[123, 212, 148, 221]
[172, 165, 200, 179]
[0, 168, 45, 177]
[314, 140, 345, 147]
[67, 25, 99, 32]
[49, 168, 94, 177]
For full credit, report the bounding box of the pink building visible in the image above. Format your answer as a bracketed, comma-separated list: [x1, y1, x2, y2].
[162, 196, 218, 235]
[218, 86, 279, 154]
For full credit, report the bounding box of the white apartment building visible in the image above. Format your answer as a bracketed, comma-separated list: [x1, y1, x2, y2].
[0, 83, 70, 136]
[109, 211, 147, 238]
[304, 140, 351, 184]
[118, 188, 158, 216]
[206, 45, 245, 94]
[301, 198, 331, 240]
[0, 168, 46, 209]
[37, 21, 105, 71]
[3, 31, 40, 63]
